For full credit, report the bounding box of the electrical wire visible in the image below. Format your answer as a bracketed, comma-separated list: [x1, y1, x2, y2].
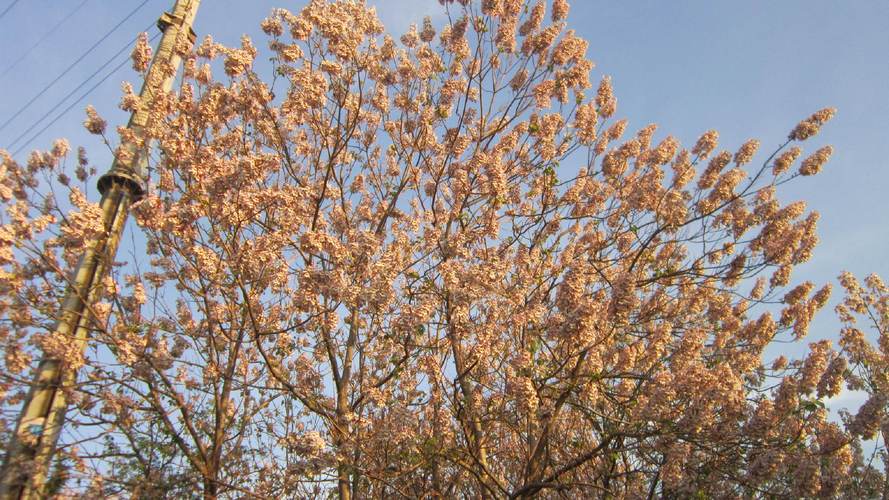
[11, 31, 161, 158]
[0, 0, 150, 135]
[7, 25, 154, 151]
[0, 0, 90, 78]
[0, 0, 20, 21]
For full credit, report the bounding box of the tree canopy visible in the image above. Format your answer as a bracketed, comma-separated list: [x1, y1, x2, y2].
[0, 0, 887, 498]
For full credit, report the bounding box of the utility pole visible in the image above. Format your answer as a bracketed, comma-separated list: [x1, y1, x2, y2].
[0, 1, 199, 498]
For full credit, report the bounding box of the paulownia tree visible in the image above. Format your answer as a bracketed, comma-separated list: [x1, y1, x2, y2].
[1, 0, 887, 498]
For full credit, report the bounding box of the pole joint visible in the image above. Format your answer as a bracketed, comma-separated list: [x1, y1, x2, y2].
[96, 168, 145, 198]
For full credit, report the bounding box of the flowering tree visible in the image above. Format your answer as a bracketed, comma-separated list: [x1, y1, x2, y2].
[1, 0, 886, 498]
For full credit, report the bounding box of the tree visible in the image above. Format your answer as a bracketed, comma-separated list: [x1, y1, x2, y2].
[0, 0, 886, 497]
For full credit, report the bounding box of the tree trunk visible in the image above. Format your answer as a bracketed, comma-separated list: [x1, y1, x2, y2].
[337, 468, 352, 500]
[203, 477, 218, 500]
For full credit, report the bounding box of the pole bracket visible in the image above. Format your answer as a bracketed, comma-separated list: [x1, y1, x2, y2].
[157, 11, 197, 44]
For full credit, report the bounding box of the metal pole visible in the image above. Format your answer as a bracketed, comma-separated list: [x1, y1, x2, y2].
[0, 1, 199, 497]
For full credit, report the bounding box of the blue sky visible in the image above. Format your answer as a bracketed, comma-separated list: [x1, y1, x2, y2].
[0, 0, 886, 401]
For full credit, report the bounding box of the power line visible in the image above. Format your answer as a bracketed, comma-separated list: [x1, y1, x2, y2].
[0, 0, 90, 79]
[11, 31, 161, 158]
[7, 25, 154, 151]
[0, 0, 20, 20]
[0, 0, 150, 135]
